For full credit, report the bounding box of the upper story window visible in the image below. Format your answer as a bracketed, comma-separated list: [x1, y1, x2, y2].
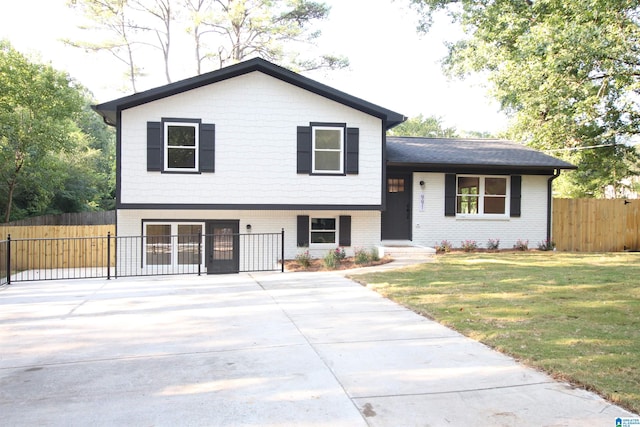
[457, 176, 508, 216]
[165, 122, 199, 171]
[312, 126, 344, 174]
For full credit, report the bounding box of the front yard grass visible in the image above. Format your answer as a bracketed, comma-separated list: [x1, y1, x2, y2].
[351, 252, 640, 414]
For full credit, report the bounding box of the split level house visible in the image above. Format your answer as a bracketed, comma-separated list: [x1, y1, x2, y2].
[93, 58, 575, 274]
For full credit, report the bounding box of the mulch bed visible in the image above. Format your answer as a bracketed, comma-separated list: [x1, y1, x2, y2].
[284, 256, 392, 272]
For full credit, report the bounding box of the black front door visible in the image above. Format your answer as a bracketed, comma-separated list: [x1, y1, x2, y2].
[206, 221, 239, 274]
[381, 173, 412, 240]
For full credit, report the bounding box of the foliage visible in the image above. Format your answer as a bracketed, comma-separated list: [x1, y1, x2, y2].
[322, 248, 339, 269]
[68, 0, 348, 91]
[354, 247, 380, 265]
[537, 239, 556, 252]
[409, 0, 640, 197]
[354, 253, 640, 414]
[460, 239, 478, 252]
[435, 240, 452, 253]
[334, 246, 346, 261]
[388, 114, 458, 138]
[486, 238, 500, 251]
[0, 41, 115, 222]
[513, 239, 529, 251]
[295, 249, 311, 268]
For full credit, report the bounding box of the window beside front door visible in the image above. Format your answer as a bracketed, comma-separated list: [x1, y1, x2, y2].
[456, 176, 508, 216]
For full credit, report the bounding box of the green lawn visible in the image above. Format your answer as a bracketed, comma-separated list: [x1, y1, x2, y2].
[351, 252, 640, 414]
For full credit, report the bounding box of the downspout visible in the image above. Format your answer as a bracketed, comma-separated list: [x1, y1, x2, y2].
[547, 169, 561, 242]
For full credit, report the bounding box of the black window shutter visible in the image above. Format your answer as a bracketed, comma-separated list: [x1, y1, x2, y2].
[199, 123, 215, 172]
[444, 174, 456, 216]
[297, 126, 312, 174]
[297, 215, 309, 247]
[510, 175, 522, 217]
[147, 121, 162, 171]
[346, 128, 359, 174]
[339, 215, 352, 246]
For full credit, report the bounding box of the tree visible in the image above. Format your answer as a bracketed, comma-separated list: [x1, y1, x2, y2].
[66, 0, 145, 92]
[68, 0, 348, 93]
[0, 42, 115, 222]
[409, 0, 640, 197]
[388, 114, 458, 138]
[0, 41, 87, 222]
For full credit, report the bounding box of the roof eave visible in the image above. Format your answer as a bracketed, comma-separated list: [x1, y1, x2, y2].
[92, 58, 406, 128]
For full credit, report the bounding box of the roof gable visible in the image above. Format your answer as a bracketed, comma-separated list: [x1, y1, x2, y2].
[387, 136, 576, 171]
[93, 58, 406, 129]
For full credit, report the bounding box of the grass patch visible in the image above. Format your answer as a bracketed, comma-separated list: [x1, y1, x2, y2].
[351, 252, 640, 414]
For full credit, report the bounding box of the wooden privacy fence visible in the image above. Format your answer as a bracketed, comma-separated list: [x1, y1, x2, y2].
[0, 225, 116, 274]
[552, 198, 640, 252]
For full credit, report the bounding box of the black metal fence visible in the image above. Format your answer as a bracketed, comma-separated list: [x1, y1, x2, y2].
[0, 231, 284, 285]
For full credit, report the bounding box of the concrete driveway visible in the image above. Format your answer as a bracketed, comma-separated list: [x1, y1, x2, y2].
[0, 270, 636, 426]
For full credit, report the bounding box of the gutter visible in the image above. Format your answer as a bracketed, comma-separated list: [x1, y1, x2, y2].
[547, 169, 561, 242]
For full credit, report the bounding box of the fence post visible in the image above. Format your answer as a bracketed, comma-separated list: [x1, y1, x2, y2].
[6, 234, 11, 285]
[281, 228, 285, 273]
[197, 231, 202, 276]
[107, 232, 111, 280]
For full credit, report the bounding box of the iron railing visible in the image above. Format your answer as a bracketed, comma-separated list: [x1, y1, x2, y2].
[0, 230, 284, 285]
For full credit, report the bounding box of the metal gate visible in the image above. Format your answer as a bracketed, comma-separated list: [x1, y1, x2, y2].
[0, 230, 284, 285]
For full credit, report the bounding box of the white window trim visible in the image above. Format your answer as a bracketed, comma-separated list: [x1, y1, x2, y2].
[311, 126, 344, 174]
[456, 175, 510, 219]
[309, 217, 338, 247]
[164, 122, 199, 172]
[143, 222, 205, 269]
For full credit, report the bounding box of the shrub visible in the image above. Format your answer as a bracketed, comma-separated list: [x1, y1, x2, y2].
[334, 247, 346, 260]
[369, 248, 380, 262]
[435, 240, 452, 253]
[538, 239, 556, 251]
[354, 247, 370, 265]
[487, 238, 500, 251]
[461, 240, 478, 252]
[514, 239, 529, 251]
[323, 249, 339, 269]
[295, 250, 311, 268]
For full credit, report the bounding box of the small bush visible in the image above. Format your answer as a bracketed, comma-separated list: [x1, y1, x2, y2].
[334, 247, 346, 260]
[295, 250, 311, 268]
[323, 249, 339, 269]
[461, 240, 478, 252]
[354, 247, 370, 265]
[435, 240, 452, 253]
[369, 248, 380, 262]
[487, 238, 500, 250]
[514, 239, 529, 251]
[538, 239, 556, 251]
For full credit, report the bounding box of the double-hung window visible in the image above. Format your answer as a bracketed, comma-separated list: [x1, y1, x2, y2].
[312, 126, 344, 174]
[457, 176, 508, 216]
[310, 218, 337, 244]
[164, 122, 199, 171]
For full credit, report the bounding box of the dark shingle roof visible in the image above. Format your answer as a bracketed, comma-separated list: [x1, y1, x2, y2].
[93, 58, 406, 129]
[386, 136, 576, 171]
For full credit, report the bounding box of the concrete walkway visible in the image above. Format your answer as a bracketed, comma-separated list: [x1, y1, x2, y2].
[0, 265, 636, 426]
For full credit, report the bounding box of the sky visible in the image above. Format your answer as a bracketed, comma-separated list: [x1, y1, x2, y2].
[0, 0, 508, 134]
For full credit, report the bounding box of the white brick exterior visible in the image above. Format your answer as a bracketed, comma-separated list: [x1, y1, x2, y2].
[120, 71, 383, 206]
[117, 209, 380, 263]
[411, 173, 551, 249]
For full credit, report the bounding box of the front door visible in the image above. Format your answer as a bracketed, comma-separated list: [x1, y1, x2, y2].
[381, 173, 412, 240]
[205, 221, 239, 274]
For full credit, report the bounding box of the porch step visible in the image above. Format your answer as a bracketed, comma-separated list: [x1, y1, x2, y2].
[380, 243, 436, 260]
